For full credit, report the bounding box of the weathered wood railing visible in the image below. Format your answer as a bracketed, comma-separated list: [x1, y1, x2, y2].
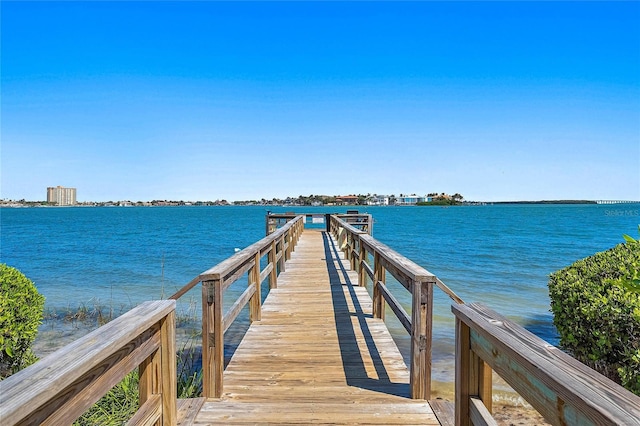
[0, 300, 177, 426]
[267, 212, 372, 235]
[4, 212, 638, 426]
[169, 214, 304, 398]
[329, 214, 463, 400]
[453, 302, 640, 426]
[330, 214, 640, 424]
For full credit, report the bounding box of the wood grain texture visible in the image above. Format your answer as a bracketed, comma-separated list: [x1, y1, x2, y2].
[0, 300, 175, 426]
[127, 394, 162, 426]
[200, 216, 303, 281]
[376, 280, 411, 333]
[160, 311, 177, 425]
[411, 280, 433, 400]
[223, 284, 256, 334]
[452, 303, 640, 426]
[176, 398, 205, 426]
[191, 230, 440, 425]
[429, 399, 455, 426]
[469, 397, 497, 426]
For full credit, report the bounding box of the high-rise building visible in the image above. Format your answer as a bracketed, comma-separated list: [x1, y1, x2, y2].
[47, 186, 77, 206]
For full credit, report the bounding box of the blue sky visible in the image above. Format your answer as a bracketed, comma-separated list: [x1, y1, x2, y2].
[2, 2, 639, 202]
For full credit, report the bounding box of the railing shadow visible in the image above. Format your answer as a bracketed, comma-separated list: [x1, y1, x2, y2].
[321, 231, 410, 398]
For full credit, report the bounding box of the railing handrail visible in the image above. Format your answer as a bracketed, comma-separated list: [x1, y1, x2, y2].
[0, 300, 177, 426]
[169, 216, 303, 300]
[328, 214, 463, 400]
[200, 220, 297, 280]
[453, 302, 640, 426]
[330, 215, 433, 281]
[331, 215, 462, 302]
[267, 211, 373, 235]
[194, 215, 305, 398]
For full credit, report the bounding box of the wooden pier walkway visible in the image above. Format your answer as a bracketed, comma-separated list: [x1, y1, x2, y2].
[189, 229, 441, 425]
[3, 213, 639, 426]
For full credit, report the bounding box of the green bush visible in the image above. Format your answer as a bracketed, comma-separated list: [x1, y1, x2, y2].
[548, 238, 640, 395]
[0, 264, 45, 377]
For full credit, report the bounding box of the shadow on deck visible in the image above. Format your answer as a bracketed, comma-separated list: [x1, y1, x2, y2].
[323, 231, 410, 398]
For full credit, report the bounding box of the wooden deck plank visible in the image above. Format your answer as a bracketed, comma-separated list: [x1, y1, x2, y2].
[176, 398, 205, 426]
[192, 230, 439, 425]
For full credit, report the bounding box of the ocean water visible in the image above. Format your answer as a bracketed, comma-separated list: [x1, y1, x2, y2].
[2, 204, 638, 383]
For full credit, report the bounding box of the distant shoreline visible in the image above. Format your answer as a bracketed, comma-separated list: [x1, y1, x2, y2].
[2, 199, 639, 208]
[489, 200, 597, 205]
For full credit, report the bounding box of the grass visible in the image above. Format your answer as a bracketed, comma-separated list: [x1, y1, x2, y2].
[36, 298, 205, 425]
[74, 340, 203, 425]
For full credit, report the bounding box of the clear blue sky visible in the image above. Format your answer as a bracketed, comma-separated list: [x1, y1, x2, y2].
[2, 1, 639, 202]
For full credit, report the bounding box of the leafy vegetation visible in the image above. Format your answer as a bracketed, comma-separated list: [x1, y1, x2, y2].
[620, 230, 640, 294]
[0, 264, 45, 377]
[417, 193, 464, 206]
[548, 229, 640, 395]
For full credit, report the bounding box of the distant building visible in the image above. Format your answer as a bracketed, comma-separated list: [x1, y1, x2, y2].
[367, 195, 389, 206]
[47, 186, 77, 206]
[335, 195, 359, 205]
[395, 195, 428, 205]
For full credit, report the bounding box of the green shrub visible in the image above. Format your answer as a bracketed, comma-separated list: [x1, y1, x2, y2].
[548, 238, 640, 395]
[0, 264, 45, 377]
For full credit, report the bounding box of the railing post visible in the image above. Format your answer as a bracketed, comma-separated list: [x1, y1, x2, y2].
[285, 231, 292, 261]
[249, 251, 262, 322]
[279, 235, 286, 273]
[349, 234, 357, 270]
[455, 315, 492, 426]
[293, 218, 300, 248]
[299, 216, 304, 239]
[338, 227, 346, 250]
[160, 309, 177, 425]
[410, 279, 433, 400]
[269, 240, 278, 289]
[139, 309, 177, 425]
[202, 279, 224, 398]
[265, 213, 270, 236]
[372, 252, 386, 319]
[455, 316, 471, 426]
[357, 240, 366, 286]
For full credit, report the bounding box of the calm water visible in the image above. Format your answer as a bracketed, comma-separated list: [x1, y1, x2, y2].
[2, 204, 638, 383]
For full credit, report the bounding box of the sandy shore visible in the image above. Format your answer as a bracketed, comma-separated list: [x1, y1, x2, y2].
[431, 380, 550, 426]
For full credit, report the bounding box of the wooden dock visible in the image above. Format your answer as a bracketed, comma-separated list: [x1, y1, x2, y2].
[189, 229, 441, 425]
[3, 213, 639, 426]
